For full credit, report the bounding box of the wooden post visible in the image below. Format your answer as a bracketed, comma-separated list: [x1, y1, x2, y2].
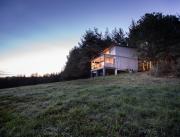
[150, 61, 152, 69]
[143, 62, 145, 71]
[115, 69, 118, 75]
[103, 54, 105, 68]
[103, 67, 105, 76]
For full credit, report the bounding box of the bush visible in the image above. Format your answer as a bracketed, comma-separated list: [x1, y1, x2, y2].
[175, 58, 180, 77]
[149, 61, 176, 77]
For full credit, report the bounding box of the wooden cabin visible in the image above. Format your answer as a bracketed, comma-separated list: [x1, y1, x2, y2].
[91, 46, 151, 77]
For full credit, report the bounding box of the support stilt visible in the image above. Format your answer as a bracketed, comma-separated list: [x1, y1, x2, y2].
[96, 71, 98, 77]
[115, 69, 118, 75]
[103, 68, 105, 76]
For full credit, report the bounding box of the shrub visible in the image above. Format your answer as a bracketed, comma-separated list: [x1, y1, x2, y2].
[175, 58, 180, 77]
[149, 61, 176, 77]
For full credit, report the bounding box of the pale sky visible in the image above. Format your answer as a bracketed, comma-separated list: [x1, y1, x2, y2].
[0, 0, 179, 76]
[0, 40, 77, 76]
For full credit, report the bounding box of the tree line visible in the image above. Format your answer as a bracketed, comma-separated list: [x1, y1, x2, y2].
[0, 12, 180, 89]
[0, 74, 61, 89]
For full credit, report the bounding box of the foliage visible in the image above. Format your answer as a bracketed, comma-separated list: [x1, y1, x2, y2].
[175, 58, 180, 77]
[112, 28, 127, 46]
[0, 73, 180, 137]
[149, 61, 176, 76]
[128, 13, 180, 61]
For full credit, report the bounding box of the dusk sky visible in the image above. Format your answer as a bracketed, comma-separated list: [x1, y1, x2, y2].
[0, 0, 179, 76]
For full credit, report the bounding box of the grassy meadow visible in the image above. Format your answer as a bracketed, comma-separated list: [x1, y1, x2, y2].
[0, 73, 180, 137]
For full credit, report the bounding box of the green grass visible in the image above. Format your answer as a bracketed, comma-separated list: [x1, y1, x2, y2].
[0, 73, 180, 137]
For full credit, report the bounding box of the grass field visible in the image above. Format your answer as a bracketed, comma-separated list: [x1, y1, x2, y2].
[0, 73, 180, 137]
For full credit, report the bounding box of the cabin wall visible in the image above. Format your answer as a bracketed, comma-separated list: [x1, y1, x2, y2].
[115, 57, 138, 71]
[115, 46, 137, 58]
[114, 46, 138, 71]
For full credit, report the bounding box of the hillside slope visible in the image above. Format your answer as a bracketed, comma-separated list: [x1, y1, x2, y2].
[0, 73, 180, 137]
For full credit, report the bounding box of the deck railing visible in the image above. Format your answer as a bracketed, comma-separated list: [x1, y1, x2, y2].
[91, 54, 115, 70]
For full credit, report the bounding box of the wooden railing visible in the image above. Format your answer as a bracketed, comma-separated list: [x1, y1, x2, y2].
[91, 55, 115, 70]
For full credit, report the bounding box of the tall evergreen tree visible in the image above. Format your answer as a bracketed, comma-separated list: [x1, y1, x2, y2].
[112, 28, 127, 46]
[128, 13, 180, 61]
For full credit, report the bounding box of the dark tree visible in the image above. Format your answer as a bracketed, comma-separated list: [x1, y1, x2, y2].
[61, 47, 82, 79]
[112, 28, 127, 46]
[128, 13, 180, 61]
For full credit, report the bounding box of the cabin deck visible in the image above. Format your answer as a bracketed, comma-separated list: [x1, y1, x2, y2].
[91, 54, 115, 70]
